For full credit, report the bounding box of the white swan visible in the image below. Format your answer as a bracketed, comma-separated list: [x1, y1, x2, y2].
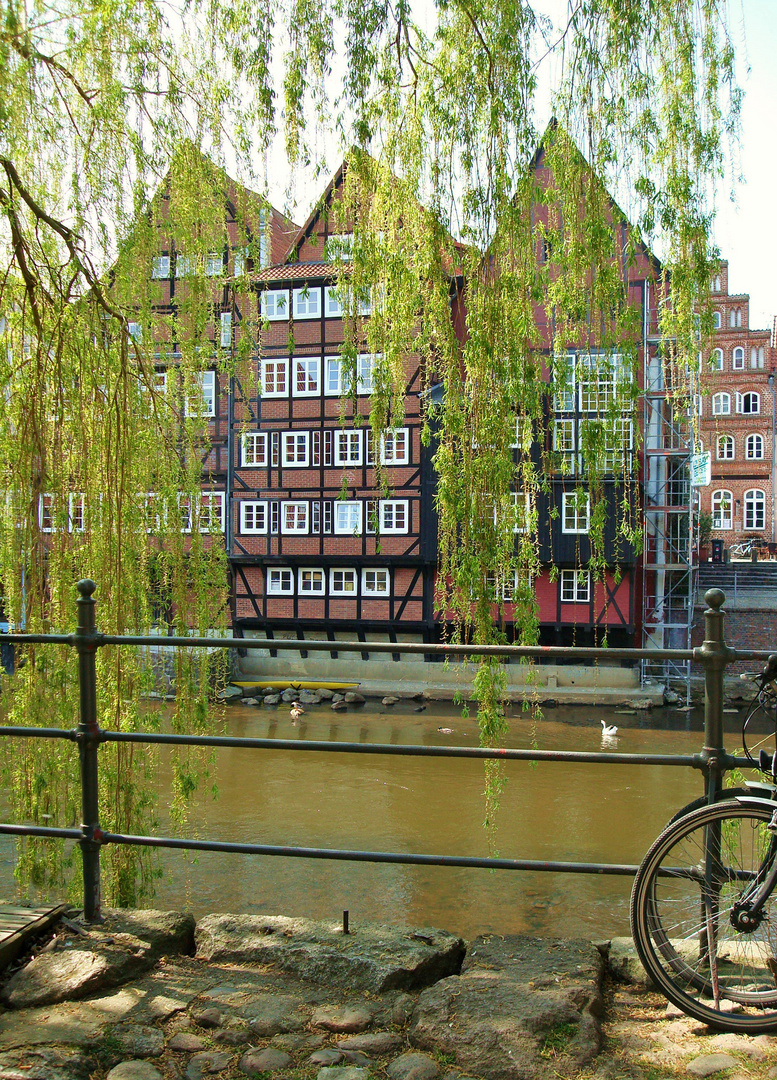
[600, 719, 618, 736]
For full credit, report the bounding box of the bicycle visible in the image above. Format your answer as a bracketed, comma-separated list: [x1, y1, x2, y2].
[630, 654, 777, 1032]
[729, 537, 759, 560]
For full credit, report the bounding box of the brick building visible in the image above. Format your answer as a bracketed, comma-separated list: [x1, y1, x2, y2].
[698, 260, 776, 553]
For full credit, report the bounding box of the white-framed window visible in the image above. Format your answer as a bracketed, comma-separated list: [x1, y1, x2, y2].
[325, 357, 345, 395]
[220, 312, 232, 349]
[737, 392, 760, 415]
[552, 418, 577, 474]
[325, 233, 353, 261]
[712, 392, 731, 416]
[357, 353, 376, 393]
[334, 500, 362, 534]
[362, 568, 390, 595]
[334, 430, 362, 466]
[325, 286, 344, 318]
[744, 488, 766, 531]
[380, 499, 409, 533]
[151, 255, 170, 279]
[260, 359, 288, 397]
[281, 501, 309, 534]
[729, 307, 742, 328]
[710, 347, 723, 370]
[380, 428, 409, 465]
[233, 247, 248, 276]
[199, 492, 225, 531]
[261, 289, 290, 321]
[298, 568, 325, 594]
[241, 432, 267, 467]
[751, 346, 765, 370]
[281, 431, 309, 467]
[711, 489, 733, 530]
[293, 287, 322, 320]
[138, 492, 164, 533]
[560, 569, 590, 603]
[512, 492, 530, 533]
[733, 347, 745, 370]
[552, 354, 576, 412]
[175, 254, 193, 278]
[746, 433, 764, 461]
[711, 274, 721, 292]
[127, 321, 143, 344]
[240, 500, 268, 533]
[716, 434, 734, 461]
[330, 568, 357, 595]
[267, 568, 294, 595]
[68, 493, 86, 533]
[185, 371, 216, 417]
[204, 252, 223, 277]
[577, 352, 623, 412]
[39, 493, 55, 533]
[562, 491, 590, 533]
[712, 311, 722, 330]
[293, 357, 320, 396]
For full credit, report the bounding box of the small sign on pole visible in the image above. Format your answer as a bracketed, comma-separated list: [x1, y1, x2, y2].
[690, 452, 711, 488]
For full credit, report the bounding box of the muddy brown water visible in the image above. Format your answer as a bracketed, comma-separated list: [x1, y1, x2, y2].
[136, 698, 756, 941]
[0, 697, 759, 940]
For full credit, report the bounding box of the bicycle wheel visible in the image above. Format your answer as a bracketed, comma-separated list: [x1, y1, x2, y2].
[631, 800, 777, 1032]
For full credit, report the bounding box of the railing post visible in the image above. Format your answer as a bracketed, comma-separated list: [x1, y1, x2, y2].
[75, 579, 103, 921]
[694, 588, 734, 800]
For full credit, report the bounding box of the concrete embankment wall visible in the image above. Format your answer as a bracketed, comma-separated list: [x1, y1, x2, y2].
[234, 633, 663, 706]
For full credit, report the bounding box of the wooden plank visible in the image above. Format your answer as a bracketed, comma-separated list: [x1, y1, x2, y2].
[0, 904, 69, 972]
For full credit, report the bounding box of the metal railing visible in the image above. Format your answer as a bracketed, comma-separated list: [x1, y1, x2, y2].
[0, 580, 770, 922]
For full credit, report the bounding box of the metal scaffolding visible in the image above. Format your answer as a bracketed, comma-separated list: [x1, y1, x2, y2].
[641, 287, 699, 700]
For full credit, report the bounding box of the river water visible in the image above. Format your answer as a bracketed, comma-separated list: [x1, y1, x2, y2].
[130, 697, 755, 941]
[0, 697, 758, 940]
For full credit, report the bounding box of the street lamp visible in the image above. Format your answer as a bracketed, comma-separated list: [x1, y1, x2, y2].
[769, 371, 776, 545]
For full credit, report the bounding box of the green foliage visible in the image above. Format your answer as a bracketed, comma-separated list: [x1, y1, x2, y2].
[0, 0, 739, 870]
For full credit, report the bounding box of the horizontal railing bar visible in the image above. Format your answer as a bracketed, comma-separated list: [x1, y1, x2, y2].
[0, 825, 83, 840]
[0, 727, 76, 740]
[102, 831, 641, 876]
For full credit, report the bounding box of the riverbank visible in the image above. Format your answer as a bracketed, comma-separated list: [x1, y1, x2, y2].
[1, 907, 776, 1080]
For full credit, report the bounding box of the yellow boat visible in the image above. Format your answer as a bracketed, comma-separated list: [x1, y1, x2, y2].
[232, 680, 360, 691]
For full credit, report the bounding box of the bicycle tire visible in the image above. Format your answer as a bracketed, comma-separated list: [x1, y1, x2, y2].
[631, 799, 777, 1032]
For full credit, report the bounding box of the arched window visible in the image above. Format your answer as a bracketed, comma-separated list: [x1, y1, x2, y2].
[732, 347, 744, 370]
[737, 392, 760, 415]
[711, 274, 721, 293]
[746, 434, 764, 460]
[744, 489, 766, 531]
[750, 346, 765, 370]
[712, 392, 731, 416]
[711, 490, 733, 530]
[713, 311, 722, 330]
[716, 434, 734, 460]
[711, 348, 723, 370]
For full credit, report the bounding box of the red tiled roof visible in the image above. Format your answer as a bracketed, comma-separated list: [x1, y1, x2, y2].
[252, 262, 351, 284]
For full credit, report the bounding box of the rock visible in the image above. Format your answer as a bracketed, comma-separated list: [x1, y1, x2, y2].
[309, 1049, 345, 1065]
[242, 697, 260, 706]
[686, 1053, 738, 1076]
[335, 1031, 403, 1055]
[263, 694, 281, 706]
[195, 915, 465, 994]
[212, 1027, 250, 1045]
[344, 692, 365, 704]
[316, 1069, 370, 1080]
[409, 934, 603, 1080]
[271, 1032, 326, 1050]
[281, 688, 299, 702]
[0, 1047, 94, 1079]
[606, 937, 651, 988]
[298, 690, 322, 704]
[168, 1031, 207, 1051]
[107, 1065, 164, 1080]
[184, 1051, 232, 1079]
[340, 1050, 372, 1066]
[391, 993, 415, 1026]
[245, 992, 308, 1035]
[239, 1047, 293, 1074]
[110, 1023, 165, 1058]
[311, 1005, 374, 1033]
[191, 1007, 222, 1028]
[387, 1053, 442, 1080]
[664, 689, 680, 705]
[332, 693, 345, 702]
[331, 700, 348, 712]
[1, 944, 152, 1009]
[709, 1033, 769, 1058]
[317, 688, 334, 699]
[100, 908, 196, 958]
[219, 685, 243, 700]
[382, 696, 399, 705]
